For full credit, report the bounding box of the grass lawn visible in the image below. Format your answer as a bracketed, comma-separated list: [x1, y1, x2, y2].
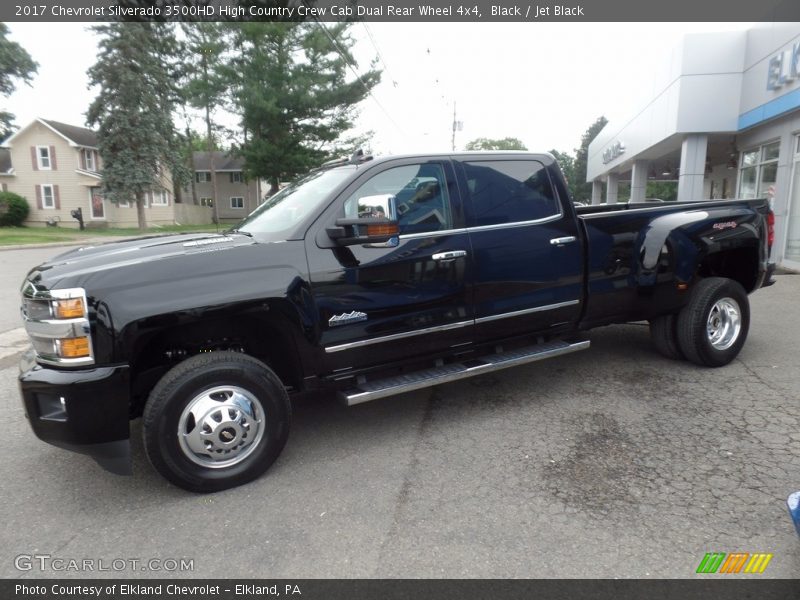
[0, 223, 224, 246]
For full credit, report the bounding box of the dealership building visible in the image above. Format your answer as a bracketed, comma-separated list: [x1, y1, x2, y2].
[587, 23, 800, 270]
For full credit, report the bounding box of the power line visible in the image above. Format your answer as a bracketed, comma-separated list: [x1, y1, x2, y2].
[361, 23, 397, 89]
[311, 18, 404, 134]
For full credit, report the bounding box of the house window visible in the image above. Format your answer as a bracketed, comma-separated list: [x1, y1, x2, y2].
[152, 190, 169, 206]
[83, 149, 95, 171]
[231, 171, 243, 183]
[200, 197, 213, 207]
[230, 197, 244, 209]
[196, 172, 211, 183]
[37, 146, 51, 170]
[738, 141, 780, 200]
[41, 184, 55, 209]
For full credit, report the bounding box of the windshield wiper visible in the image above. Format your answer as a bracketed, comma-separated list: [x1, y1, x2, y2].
[228, 229, 253, 237]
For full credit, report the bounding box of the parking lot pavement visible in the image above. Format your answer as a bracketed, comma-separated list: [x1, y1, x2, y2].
[1, 275, 798, 579]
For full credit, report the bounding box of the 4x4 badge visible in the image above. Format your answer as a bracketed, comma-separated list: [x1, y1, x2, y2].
[329, 311, 368, 327]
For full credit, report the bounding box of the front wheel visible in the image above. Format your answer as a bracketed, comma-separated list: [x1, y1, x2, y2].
[676, 277, 750, 367]
[143, 351, 291, 492]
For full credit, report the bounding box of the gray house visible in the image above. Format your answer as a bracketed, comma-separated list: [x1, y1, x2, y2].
[188, 152, 262, 222]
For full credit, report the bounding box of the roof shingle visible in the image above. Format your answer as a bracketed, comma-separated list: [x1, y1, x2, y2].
[40, 119, 98, 148]
[192, 151, 245, 171]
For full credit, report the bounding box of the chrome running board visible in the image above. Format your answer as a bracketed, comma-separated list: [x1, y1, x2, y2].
[339, 339, 590, 406]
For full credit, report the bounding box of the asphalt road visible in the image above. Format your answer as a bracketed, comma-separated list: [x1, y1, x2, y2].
[0, 243, 798, 578]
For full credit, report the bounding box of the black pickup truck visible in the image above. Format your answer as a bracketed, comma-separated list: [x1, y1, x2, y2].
[18, 152, 775, 492]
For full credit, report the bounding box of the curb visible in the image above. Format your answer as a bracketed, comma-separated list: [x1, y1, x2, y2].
[0, 241, 88, 252]
[0, 327, 28, 362]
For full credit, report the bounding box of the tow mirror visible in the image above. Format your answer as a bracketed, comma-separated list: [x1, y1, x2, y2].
[327, 194, 399, 246]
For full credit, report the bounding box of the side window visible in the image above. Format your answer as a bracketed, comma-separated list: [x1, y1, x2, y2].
[463, 160, 560, 226]
[343, 163, 453, 235]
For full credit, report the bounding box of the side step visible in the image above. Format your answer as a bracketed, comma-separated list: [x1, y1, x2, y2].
[339, 339, 590, 406]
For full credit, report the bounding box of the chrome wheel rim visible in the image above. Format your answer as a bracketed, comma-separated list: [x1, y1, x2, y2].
[706, 297, 741, 351]
[177, 385, 265, 468]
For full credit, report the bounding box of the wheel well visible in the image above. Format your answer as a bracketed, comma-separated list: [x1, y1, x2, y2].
[697, 247, 758, 293]
[128, 315, 303, 417]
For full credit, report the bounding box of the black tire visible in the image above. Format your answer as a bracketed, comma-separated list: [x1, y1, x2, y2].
[649, 314, 684, 360]
[676, 277, 750, 368]
[143, 351, 291, 493]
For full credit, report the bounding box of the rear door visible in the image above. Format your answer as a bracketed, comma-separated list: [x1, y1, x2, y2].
[307, 158, 474, 372]
[458, 157, 583, 340]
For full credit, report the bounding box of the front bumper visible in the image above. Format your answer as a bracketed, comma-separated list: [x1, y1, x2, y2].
[18, 349, 132, 475]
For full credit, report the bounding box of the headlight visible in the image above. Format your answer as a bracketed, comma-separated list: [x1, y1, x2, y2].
[20, 283, 94, 366]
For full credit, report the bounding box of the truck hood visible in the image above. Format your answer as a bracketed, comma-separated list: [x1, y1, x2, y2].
[27, 232, 258, 286]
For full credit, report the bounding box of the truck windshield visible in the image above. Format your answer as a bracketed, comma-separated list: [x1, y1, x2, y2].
[234, 167, 355, 240]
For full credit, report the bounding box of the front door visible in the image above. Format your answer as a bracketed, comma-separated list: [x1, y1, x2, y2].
[89, 187, 105, 220]
[307, 159, 473, 372]
[457, 157, 583, 340]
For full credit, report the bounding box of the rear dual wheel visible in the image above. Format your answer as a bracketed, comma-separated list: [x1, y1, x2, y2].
[649, 314, 683, 360]
[650, 277, 749, 367]
[676, 277, 749, 367]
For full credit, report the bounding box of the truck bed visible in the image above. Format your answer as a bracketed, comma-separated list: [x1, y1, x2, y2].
[574, 198, 771, 329]
[574, 198, 768, 216]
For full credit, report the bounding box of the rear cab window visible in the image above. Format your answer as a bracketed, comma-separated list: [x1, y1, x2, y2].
[461, 159, 561, 227]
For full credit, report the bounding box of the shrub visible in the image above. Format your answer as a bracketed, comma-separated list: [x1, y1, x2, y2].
[0, 191, 29, 226]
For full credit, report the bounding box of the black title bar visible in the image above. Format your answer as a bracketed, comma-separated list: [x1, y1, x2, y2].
[5, 579, 800, 600]
[3, 0, 800, 22]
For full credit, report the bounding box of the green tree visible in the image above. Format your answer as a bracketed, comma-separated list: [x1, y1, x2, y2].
[572, 116, 608, 202]
[646, 180, 678, 201]
[183, 23, 229, 223]
[465, 137, 528, 151]
[0, 24, 37, 139]
[186, 129, 224, 153]
[549, 149, 575, 196]
[87, 23, 188, 231]
[231, 22, 380, 194]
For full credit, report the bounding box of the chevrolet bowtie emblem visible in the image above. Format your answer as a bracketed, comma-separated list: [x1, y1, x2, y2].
[329, 311, 368, 327]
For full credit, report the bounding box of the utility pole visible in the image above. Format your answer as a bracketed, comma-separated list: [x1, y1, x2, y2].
[451, 102, 456, 151]
[451, 101, 463, 151]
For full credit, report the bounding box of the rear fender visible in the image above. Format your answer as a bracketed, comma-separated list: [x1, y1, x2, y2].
[636, 206, 761, 289]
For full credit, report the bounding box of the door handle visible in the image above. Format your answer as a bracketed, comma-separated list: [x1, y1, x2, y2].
[550, 236, 577, 246]
[432, 250, 467, 261]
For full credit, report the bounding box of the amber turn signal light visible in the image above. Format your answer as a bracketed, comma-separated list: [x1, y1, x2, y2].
[366, 223, 399, 237]
[57, 337, 91, 358]
[53, 298, 85, 319]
